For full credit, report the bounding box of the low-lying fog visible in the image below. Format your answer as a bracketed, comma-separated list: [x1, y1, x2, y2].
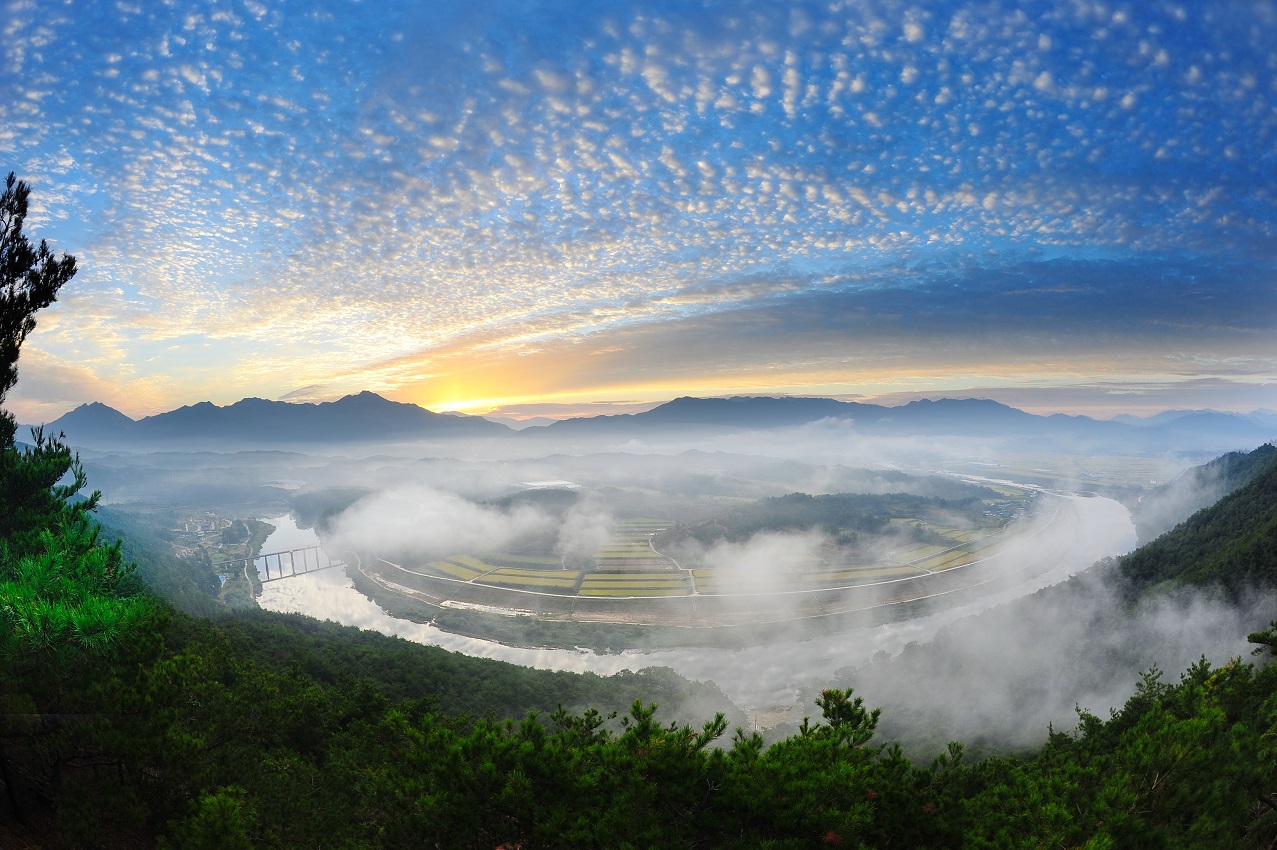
[90, 422, 1269, 752]
[258, 491, 1129, 707]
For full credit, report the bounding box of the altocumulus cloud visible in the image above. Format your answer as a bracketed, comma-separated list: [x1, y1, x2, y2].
[3, 0, 1274, 416]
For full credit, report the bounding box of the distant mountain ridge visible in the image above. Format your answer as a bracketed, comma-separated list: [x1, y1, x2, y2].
[535, 395, 1272, 450]
[42, 391, 509, 447]
[540, 395, 1100, 435]
[32, 392, 1277, 452]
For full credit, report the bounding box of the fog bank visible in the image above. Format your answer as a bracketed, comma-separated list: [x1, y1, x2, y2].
[258, 493, 1138, 724]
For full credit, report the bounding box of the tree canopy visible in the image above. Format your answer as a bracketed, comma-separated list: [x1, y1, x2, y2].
[1, 172, 77, 405]
[0, 174, 153, 826]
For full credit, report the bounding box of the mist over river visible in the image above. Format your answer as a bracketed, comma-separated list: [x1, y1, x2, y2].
[255, 491, 1136, 710]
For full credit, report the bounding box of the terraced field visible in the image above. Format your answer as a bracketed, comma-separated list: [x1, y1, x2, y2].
[593, 519, 676, 572]
[477, 568, 580, 594]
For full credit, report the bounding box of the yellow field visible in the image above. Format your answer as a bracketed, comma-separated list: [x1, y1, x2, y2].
[393, 508, 1029, 604]
[477, 571, 580, 590]
[427, 560, 484, 580]
[579, 586, 687, 597]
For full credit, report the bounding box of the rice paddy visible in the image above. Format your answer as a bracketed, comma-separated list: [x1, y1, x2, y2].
[373, 506, 1033, 607]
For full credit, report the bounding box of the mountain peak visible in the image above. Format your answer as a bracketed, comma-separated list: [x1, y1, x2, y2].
[901, 397, 1013, 409]
[57, 401, 134, 423]
[42, 401, 136, 441]
[895, 397, 1027, 418]
[333, 390, 394, 405]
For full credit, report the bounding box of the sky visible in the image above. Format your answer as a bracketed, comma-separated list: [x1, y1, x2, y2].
[3, 0, 1276, 423]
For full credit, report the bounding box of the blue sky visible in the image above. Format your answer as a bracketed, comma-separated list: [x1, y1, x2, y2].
[4, 0, 1275, 421]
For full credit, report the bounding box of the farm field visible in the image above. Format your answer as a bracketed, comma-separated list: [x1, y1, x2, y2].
[365, 492, 1046, 619]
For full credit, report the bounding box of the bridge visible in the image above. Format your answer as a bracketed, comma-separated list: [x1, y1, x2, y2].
[227, 545, 347, 584]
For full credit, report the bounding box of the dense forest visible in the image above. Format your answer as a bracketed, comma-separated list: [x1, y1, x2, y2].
[5, 172, 1277, 848]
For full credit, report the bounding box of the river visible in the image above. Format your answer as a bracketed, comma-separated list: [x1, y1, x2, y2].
[254, 491, 1136, 709]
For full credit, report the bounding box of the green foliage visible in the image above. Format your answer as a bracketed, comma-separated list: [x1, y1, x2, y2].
[1134, 443, 1277, 543]
[0, 173, 149, 674]
[160, 787, 258, 850]
[194, 607, 741, 723]
[0, 425, 101, 553]
[665, 490, 995, 549]
[0, 523, 147, 663]
[24, 629, 1277, 849]
[95, 506, 223, 616]
[1, 171, 77, 402]
[954, 657, 1277, 849]
[0, 172, 163, 829]
[1117, 443, 1277, 597]
[220, 519, 250, 545]
[8, 488, 1277, 848]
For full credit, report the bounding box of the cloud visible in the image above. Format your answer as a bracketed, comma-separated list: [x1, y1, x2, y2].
[842, 567, 1276, 752]
[327, 486, 554, 557]
[2, 0, 1274, 415]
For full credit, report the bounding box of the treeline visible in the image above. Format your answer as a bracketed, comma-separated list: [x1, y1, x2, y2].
[1116, 443, 1277, 596]
[829, 441, 1277, 757]
[197, 610, 740, 725]
[1132, 442, 1277, 542]
[658, 490, 1004, 550]
[93, 506, 223, 616]
[6, 600, 1277, 848]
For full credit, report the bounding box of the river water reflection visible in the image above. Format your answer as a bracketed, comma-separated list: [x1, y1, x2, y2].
[255, 493, 1136, 709]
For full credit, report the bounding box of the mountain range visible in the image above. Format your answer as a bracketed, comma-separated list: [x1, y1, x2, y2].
[28, 392, 1277, 453]
[36, 391, 507, 447]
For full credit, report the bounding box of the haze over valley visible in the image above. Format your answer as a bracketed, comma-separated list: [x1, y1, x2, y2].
[48, 391, 1273, 738]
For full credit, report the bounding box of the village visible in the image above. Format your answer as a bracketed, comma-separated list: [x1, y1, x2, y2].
[171, 513, 274, 570]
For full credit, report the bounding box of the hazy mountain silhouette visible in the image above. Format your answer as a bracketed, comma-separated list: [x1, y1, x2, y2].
[41, 401, 137, 441]
[537, 396, 1061, 435]
[538, 396, 870, 433]
[33, 393, 1276, 453]
[42, 392, 509, 448]
[533, 395, 1274, 451]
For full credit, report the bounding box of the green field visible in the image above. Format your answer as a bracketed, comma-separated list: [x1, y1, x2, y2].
[477, 568, 582, 593]
[426, 560, 484, 580]
[380, 495, 1033, 605]
[479, 552, 564, 568]
[589, 520, 680, 572]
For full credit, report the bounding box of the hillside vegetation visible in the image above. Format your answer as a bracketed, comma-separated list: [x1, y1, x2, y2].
[656, 489, 1007, 551]
[1132, 443, 1277, 542]
[5, 431, 1277, 847]
[1119, 444, 1277, 595]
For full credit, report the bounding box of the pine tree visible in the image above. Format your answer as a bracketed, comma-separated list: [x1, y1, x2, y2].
[0, 172, 152, 821]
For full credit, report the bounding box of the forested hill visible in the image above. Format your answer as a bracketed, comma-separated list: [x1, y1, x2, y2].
[1132, 442, 1277, 542]
[1118, 442, 1277, 595]
[196, 610, 740, 724]
[835, 442, 1277, 757]
[655, 488, 1001, 555]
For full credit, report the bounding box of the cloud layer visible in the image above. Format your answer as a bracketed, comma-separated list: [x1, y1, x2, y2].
[4, 0, 1275, 418]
